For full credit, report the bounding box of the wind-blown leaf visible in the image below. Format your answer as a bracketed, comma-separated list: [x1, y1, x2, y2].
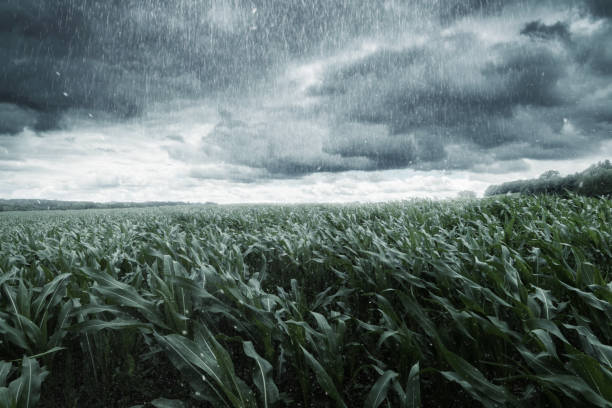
[155, 330, 256, 408]
[243, 341, 279, 408]
[151, 397, 186, 408]
[70, 318, 152, 333]
[13, 357, 48, 408]
[31, 273, 71, 321]
[364, 370, 398, 408]
[0, 362, 11, 387]
[0, 387, 12, 408]
[405, 362, 421, 408]
[537, 374, 612, 408]
[439, 344, 515, 407]
[566, 349, 612, 402]
[300, 346, 347, 408]
[83, 269, 169, 329]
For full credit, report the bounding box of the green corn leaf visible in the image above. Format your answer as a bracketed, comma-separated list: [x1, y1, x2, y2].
[11, 347, 65, 363]
[0, 313, 41, 353]
[83, 269, 169, 329]
[154, 332, 229, 407]
[404, 362, 421, 408]
[151, 397, 186, 408]
[0, 319, 30, 352]
[155, 330, 255, 408]
[563, 324, 612, 368]
[300, 345, 347, 408]
[566, 349, 612, 402]
[537, 374, 612, 408]
[47, 299, 74, 348]
[14, 357, 48, 408]
[364, 370, 398, 408]
[31, 273, 71, 322]
[527, 319, 569, 344]
[16, 281, 30, 321]
[559, 282, 611, 312]
[242, 341, 279, 408]
[194, 324, 257, 408]
[439, 344, 515, 407]
[0, 387, 12, 408]
[70, 318, 152, 333]
[0, 362, 11, 387]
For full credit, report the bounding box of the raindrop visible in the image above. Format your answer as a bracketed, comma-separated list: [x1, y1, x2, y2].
[55, 71, 61, 76]
[202, 374, 206, 381]
[62, 92, 69, 97]
[182, 330, 188, 335]
[252, 7, 257, 14]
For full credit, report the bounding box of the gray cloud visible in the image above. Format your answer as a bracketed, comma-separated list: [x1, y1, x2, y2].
[0, 1, 256, 133]
[310, 34, 569, 159]
[166, 135, 185, 143]
[323, 123, 446, 169]
[584, 0, 612, 18]
[0, 0, 419, 135]
[2, 0, 570, 136]
[437, 0, 508, 23]
[175, 1, 612, 179]
[520, 20, 571, 41]
[573, 24, 612, 75]
[202, 113, 373, 176]
[2, 0, 612, 182]
[0, 104, 38, 134]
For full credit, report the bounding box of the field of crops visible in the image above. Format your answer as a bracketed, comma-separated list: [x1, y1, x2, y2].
[1, 195, 611, 407]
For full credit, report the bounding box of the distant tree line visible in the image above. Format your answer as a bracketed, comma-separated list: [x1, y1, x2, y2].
[0, 199, 200, 212]
[485, 160, 612, 197]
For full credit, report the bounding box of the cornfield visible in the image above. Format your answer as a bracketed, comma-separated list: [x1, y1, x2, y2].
[1, 195, 611, 407]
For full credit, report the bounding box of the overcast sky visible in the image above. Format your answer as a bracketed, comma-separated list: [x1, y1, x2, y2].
[1, 0, 611, 203]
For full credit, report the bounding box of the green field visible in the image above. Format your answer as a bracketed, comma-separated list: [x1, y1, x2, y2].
[1, 195, 611, 407]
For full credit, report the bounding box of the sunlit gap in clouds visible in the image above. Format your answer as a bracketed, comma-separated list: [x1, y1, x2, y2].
[0, 0, 611, 203]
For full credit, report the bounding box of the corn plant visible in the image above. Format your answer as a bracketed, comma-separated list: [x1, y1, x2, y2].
[0, 195, 611, 407]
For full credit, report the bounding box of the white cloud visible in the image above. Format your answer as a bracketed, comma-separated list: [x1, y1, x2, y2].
[2, 114, 610, 203]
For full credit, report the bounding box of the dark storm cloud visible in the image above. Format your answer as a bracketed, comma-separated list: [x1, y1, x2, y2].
[584, 0, 612, 18]
[0, 0, 183, 131]
[186, 0, 612, 178]
[0, 0, 582, 135]
[520, 20, 571, 41]
[2, 0, 612, 180]
[573, 24, 612, 75]
[437, 0, 507, 23]
[202, 114, 373, 176]
[0, 0, 413, 135]
[314, 36, 566, 153]
[0, 104, 38, 134]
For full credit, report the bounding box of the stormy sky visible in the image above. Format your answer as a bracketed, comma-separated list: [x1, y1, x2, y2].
[1, 0, 611, 203]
